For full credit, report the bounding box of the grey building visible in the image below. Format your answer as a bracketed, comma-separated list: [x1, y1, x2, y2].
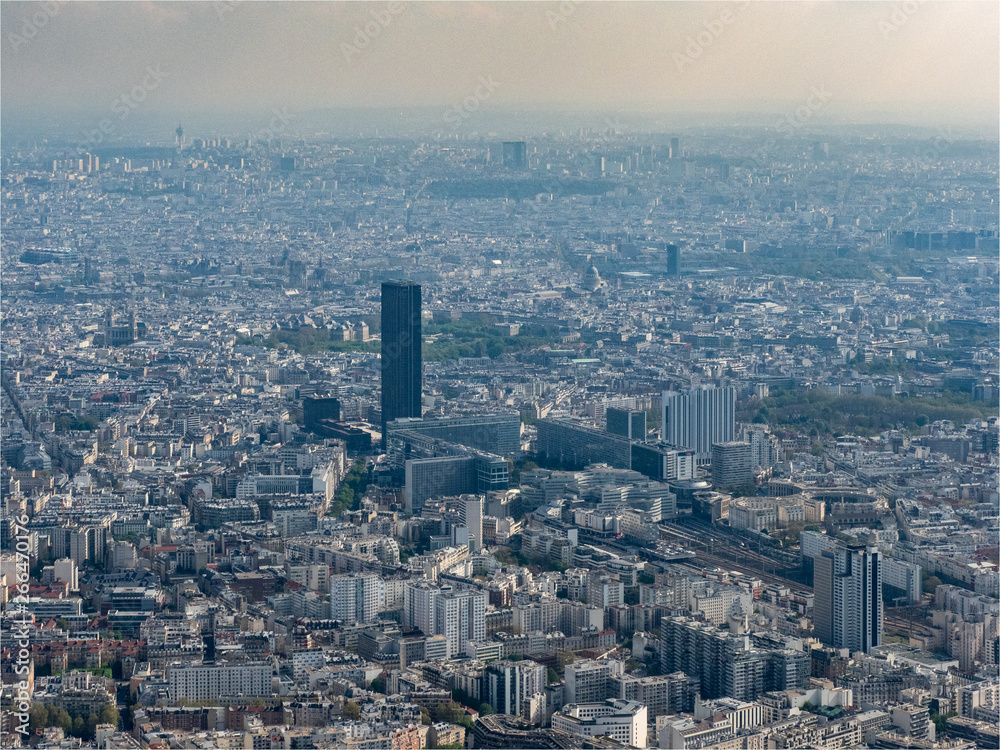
[662, 386, 736, 461]
[814, 542, 883, 654]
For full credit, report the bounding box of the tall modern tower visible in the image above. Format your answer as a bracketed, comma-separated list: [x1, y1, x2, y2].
[662, 385, 736, 461]
[666, 244, 680, 276]
[814, 542, 882, 654]
[381, 280, 422, 446]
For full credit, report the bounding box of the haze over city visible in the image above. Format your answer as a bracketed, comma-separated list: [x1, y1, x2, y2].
[2, 1, 998, 136]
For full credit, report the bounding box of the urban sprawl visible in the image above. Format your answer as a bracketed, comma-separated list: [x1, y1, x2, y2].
[1, 125, 998, 749]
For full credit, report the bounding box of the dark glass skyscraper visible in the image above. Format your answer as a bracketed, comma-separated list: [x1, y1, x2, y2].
[381, 280, 422, 444]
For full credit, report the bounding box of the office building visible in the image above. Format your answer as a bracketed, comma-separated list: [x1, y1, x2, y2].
[303, 397, 341, 432]
[606, 408, 645, 440]
[552, 699, 647, 749]
[404, 452, 508, 515]
[381, 281, 422, 445]
[461, 495, 483, 552]
[666, 244, 680, 276]
[330, 573, 385, 624]
[502, 141, 528, 169]
[386, 413, 521, 457]
[537, 418, 694, 482]
[670, 137, 680, 158]
[662, 386, 736, 461]
[813, 542, 883, 654]
[711, 441, 753, 490]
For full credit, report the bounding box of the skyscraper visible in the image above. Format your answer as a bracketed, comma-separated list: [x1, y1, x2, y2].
[662, 386, 736, 461]
[502, 141, 528, 169]
[381, 280, 422, 446]
[813, 541, 883, 654]
[666, 244, 680, 276]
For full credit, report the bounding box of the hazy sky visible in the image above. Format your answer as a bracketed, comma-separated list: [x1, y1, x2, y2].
[2, 1, 997, 131]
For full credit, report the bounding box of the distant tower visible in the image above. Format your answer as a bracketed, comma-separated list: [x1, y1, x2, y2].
[381, 281, 422, 447]
[175, 125, 184, 147]
[670, 136, 680, 158]
[666, 244, 681, 276]
[502, 141, 528, 170]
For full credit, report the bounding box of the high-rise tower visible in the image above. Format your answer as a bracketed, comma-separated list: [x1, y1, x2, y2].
[814, 541, 882, 653]
[381, 280, 422, 447]
[662, 385, 736, 461]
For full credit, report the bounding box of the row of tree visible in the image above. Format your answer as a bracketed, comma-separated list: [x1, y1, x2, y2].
[29, 703, 119, 740]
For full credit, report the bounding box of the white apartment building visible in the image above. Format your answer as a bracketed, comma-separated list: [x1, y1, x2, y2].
[330, 573, 384, 624]
[434, 589, 486, 658]
[168, 662, 272, 702]
[552, 699, 647, 749]
[565, 659, 615, 704]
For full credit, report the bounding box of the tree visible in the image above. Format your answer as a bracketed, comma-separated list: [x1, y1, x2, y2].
[72, 715, 85, 736]
[342, 701, 361, 721]
[369, 677, 385, 694]
[923, 576, 942, 595]
[28, 704, 49, 732]
[99, 704, 120, 727]
[420, 707, 432, 725]
[558, 651, 576, 669]
[436, 701, 466, 724]
[547, 668, 560, 684]
[56, 708, 73, 733]
[478, 702, 494, 716]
